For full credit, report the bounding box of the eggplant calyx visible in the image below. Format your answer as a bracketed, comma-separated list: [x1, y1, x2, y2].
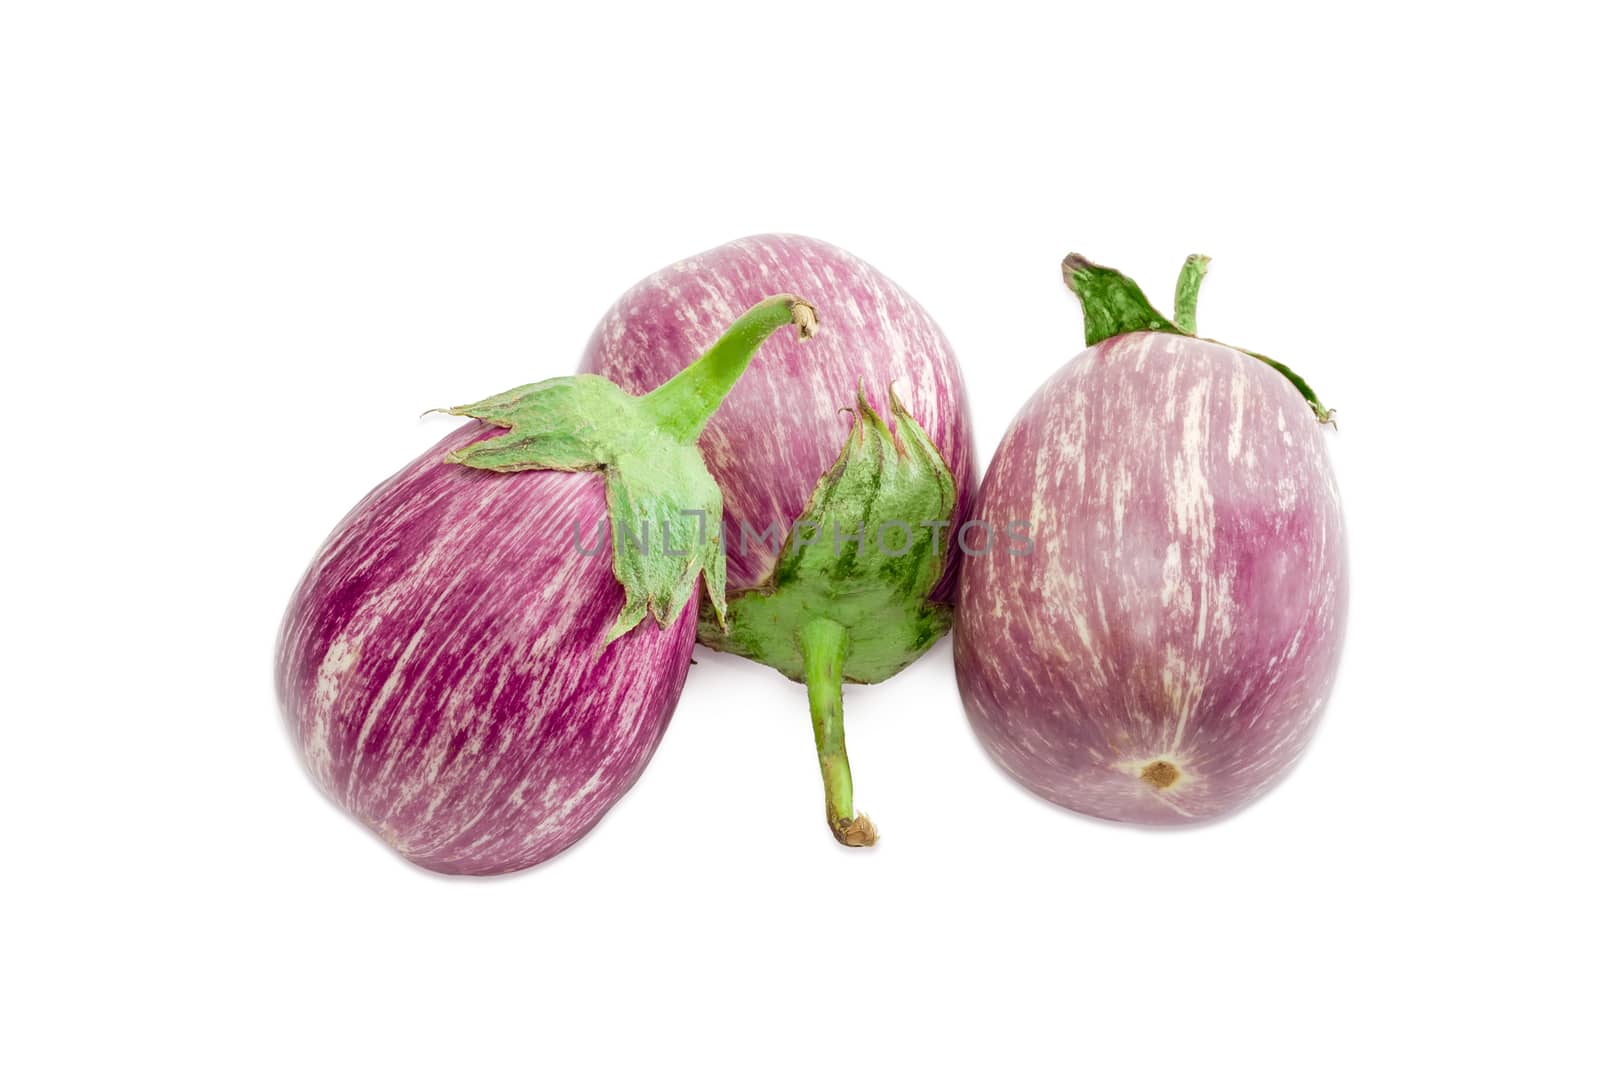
[1061, 253, 1335, 424]
[697, 384, 956, 683]
[443, 295, 817, 642]
[698, 385, 957, 847]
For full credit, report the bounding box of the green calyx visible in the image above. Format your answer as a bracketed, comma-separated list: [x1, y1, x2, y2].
[698, 385, 957, 845]
[444, 294, 818, 643]
[698, 385, 956, 682]
[1062, 253, 1336, 425]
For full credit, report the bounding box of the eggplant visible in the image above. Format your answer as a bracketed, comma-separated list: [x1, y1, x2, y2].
[277, 296, 816, 872]
[954, 256, 1346, 824]
[579, 234, 975, 845]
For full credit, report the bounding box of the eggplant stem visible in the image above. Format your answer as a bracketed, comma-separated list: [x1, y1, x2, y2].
[1173, 254, 1210, 334]
[640, 294, 817, 445]
[799, 616, 877, 847]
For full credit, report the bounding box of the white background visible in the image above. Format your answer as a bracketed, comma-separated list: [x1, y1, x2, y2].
[4, 2, 1595, 1063]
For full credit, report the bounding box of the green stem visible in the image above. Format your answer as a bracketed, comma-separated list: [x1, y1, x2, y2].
[798, 616, 877, 848]
[640, 294, 818, 444]
[1173, 254, 1210, 334]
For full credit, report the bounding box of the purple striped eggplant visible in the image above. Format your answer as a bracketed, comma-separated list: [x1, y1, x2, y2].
[276, 295, 817, 874]
[954, 255, 1346, 825]
[580, 234, 975, 845]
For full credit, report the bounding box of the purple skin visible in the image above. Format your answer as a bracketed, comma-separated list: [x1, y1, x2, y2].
[276, 424, 696, 875]
[954, 332, 1347, 824]
[578, 234, 975, 599]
